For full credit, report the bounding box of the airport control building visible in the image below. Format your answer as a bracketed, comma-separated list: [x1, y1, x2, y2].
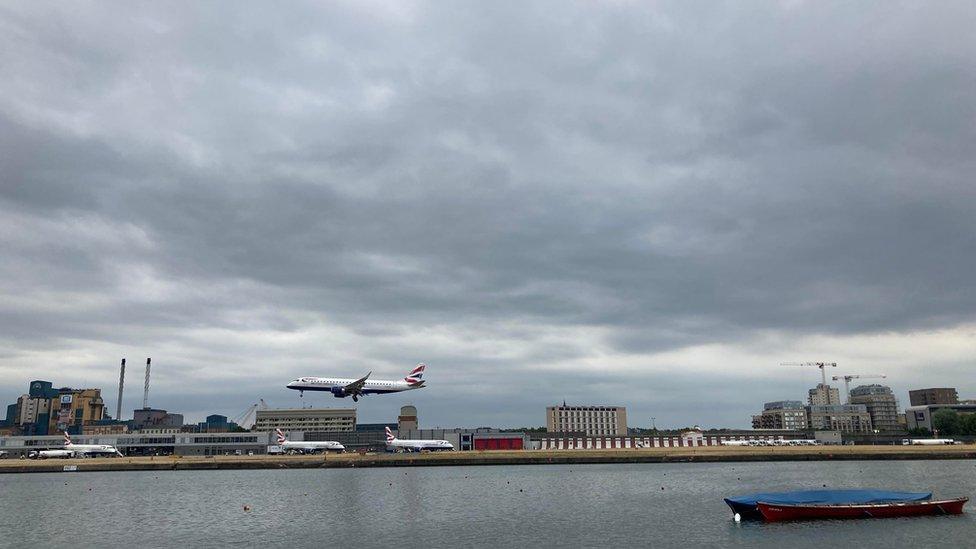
[546, 404, 627, 436]
[254, 408, 356, 432]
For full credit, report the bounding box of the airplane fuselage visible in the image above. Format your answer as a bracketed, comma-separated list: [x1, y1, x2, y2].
[287, 377, 423, 398]
[280, 440, 345, 453]
[387, 439, 454, 452]
[67, 444, 123, 457]
[35, 449, 74, 459]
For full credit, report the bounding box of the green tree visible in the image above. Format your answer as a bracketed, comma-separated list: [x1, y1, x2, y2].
[959, 413, 976, 436]
[932, 409, 961, 436]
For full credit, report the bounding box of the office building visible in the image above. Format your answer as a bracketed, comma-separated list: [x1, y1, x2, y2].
[195, 414, 243, 432]
[2, 403, 18, 428]
[752, 401, 808, 430]
[132, 408, 184, 430]
[49, 388, 105, 434]
[15, 394, 54, 435]
[808, 384, 841, 406]
[908, 388, 959, 406]
[849, 384, 901, 432]
[13, 380, 61, 435]
[905, 403, 976, 432]
[546, 404, 627, 436]
[806, 404, 872, 434]
[254, 408, 356, 432]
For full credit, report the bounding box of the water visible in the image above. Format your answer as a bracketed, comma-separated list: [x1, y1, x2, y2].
[1, 460, 974, 548]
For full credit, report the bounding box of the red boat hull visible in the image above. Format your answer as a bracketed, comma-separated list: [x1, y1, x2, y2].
[758, 498, 968, 522]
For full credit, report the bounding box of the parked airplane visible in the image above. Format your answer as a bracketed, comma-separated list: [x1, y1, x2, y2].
[32, 449, 74, 459]
[275, 429, 344, 454]
[903, 438, 956, 445]
[287, 363, 427, 402]
[385, 427, 454, 452]
[62, 432, 123, 457]
[30, 433, 122, 458]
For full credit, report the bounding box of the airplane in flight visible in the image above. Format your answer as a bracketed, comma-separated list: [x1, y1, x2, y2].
[274, 429, 344, 454]
[385, 426, 454, 452]
[286, 363, 427, 402]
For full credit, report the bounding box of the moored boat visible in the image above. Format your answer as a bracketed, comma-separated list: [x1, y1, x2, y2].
[724, 489, 932, 520]
[757, 497, 968, 521]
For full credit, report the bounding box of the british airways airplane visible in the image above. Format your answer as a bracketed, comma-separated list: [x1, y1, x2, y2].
[286, 363, 427, 402]
[33, 432, 123, 458]
[275, 429, 344, 454]
[385, 426, 454, 452]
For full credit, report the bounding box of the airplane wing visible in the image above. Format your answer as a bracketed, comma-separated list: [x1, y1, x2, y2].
[343, 371, 371, 396]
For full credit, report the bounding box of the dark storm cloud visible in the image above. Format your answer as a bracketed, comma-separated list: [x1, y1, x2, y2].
[1, 2, 974, 426]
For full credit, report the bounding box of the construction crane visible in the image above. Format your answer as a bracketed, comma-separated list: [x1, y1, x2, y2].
[832, 374, 887, 404]
[781, 361, 837, 386]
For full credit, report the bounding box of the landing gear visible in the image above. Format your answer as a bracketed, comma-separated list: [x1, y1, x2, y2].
[352, 395, 359, 402]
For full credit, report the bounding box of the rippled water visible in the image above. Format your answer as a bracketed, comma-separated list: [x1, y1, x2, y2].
[1, 460, 974, 547]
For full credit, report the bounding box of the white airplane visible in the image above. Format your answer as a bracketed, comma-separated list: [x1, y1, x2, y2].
[62, 432, 123, 457]
[275, 429, 344, 454]
[385, 426, 453, 452]
[287, 363, 427, 402]
[32, 449, 74, 459]
[903, 438, 955, 445]
[31, 433, 122, 458]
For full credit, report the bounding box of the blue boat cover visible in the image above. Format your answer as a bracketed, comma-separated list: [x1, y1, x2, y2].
[726, 489, 932, 508]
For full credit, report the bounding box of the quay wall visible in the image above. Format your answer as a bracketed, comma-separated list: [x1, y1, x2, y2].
[1, 445, 975, 474]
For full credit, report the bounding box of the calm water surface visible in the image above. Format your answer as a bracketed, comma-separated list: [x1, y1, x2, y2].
[1, 460, 974, 547]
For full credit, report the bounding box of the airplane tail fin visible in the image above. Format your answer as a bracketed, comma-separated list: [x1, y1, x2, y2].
[404, 363, 426, 386]
[275, 428, 287, 444]
[63, 431, 72, 446]
[385, 426, 396, 443]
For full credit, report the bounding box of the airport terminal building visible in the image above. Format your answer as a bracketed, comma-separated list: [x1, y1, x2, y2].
[0, 432, 274, 457]
[535, 429, 808, 450]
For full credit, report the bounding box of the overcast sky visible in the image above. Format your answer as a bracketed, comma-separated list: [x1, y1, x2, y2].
[1, 2, 974, 429]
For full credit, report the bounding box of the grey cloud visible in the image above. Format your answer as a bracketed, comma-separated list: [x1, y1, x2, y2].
[1, 2, 974, 426]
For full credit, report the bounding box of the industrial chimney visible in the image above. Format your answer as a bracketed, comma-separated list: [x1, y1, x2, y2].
[143, 357, 151, 410]
[116, 358, 126, 420]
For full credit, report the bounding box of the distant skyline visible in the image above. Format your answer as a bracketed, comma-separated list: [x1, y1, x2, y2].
[1, 2, 974, 428]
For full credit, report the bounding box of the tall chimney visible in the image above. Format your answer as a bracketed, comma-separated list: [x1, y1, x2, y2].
[143, 357, 151, 409]
[116, 358, 126, 420]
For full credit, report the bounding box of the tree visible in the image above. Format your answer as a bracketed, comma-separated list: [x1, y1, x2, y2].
[960, 413, 976, 436]
[932, 409, 961, 436]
